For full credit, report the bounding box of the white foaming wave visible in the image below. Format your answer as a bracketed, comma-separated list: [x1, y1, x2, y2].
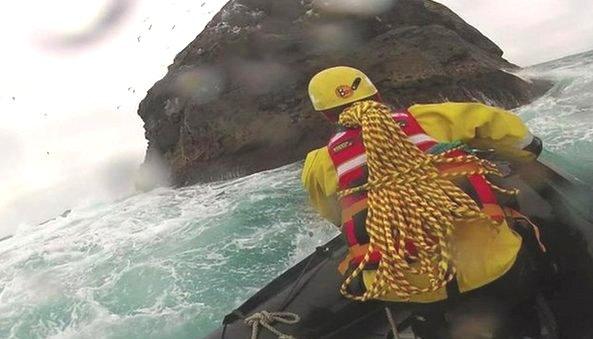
[50, 302, 202, 339]
[0, 181, 228, 337]
[0, 162, 336, 338]
[517, 52, 593, 151]
[513, 50, 593, 186]
[521, 50, 593, 79]
[290, 219, 339, 264]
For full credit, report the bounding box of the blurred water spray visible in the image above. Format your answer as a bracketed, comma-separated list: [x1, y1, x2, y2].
[134, 152, 172, 192]
[38, 0, 136, 50]
[99, 156, 145, 198]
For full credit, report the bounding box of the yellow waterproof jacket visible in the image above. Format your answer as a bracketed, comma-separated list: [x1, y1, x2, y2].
[302, 102, 536, 303]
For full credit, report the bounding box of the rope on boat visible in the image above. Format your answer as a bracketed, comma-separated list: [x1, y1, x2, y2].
[244, 310, 300, 339]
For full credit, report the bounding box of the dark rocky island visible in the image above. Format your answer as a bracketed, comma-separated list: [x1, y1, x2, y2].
[136, 0, 551, 187]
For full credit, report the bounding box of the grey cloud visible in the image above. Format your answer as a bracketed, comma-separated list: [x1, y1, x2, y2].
[440, 0, 593, 65]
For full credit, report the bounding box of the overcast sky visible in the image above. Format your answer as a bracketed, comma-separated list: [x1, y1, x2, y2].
[0, 0, 592, 236]
[0, 0, 228, 236]
[439, 0, 593, 66]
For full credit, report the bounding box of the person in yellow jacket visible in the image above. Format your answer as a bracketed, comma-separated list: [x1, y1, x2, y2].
[302, 66, 544, 337]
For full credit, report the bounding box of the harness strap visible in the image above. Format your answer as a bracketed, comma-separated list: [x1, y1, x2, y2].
[341, 198, 368, 223]
[482, 203, 505, 223]
[504, 207, 547, 252]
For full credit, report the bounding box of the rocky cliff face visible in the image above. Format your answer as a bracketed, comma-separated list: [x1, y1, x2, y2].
[137, 0, 551, 186]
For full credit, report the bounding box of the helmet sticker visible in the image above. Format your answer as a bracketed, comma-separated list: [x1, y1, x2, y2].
[335, 77, 363, 99]
[335, 85, 354, 98]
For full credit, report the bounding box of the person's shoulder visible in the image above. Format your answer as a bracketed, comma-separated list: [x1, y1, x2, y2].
[305, 146, 330, 163]
[408, 101, 502, 115]
[409, 101, 483, 109]
[302, 146, 332, 186]
[406, 102, 446, 115]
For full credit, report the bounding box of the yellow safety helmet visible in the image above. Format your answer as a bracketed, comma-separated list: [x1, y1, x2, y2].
[308, 66, 378, 111]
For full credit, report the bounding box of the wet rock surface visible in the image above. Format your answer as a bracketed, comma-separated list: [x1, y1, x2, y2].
[137, 0, 552, 185]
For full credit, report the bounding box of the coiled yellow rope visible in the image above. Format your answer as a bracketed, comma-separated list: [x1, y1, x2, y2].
[337, 100, 517, 301]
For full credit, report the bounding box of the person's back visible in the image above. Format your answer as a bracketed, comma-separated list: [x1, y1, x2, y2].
[302, 66, 545, 337]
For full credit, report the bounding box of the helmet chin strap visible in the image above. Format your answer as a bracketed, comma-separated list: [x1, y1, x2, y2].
[321, 109, 341, 123]
[372, 92, 384, 103]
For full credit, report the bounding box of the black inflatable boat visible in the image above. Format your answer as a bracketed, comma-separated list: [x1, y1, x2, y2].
[206, 159, 593, 339]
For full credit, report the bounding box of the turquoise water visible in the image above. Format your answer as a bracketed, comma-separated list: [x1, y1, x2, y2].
[517, 50, 593, 185]
[0, 166, 337, 339]
[1, 50, 592, 338]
